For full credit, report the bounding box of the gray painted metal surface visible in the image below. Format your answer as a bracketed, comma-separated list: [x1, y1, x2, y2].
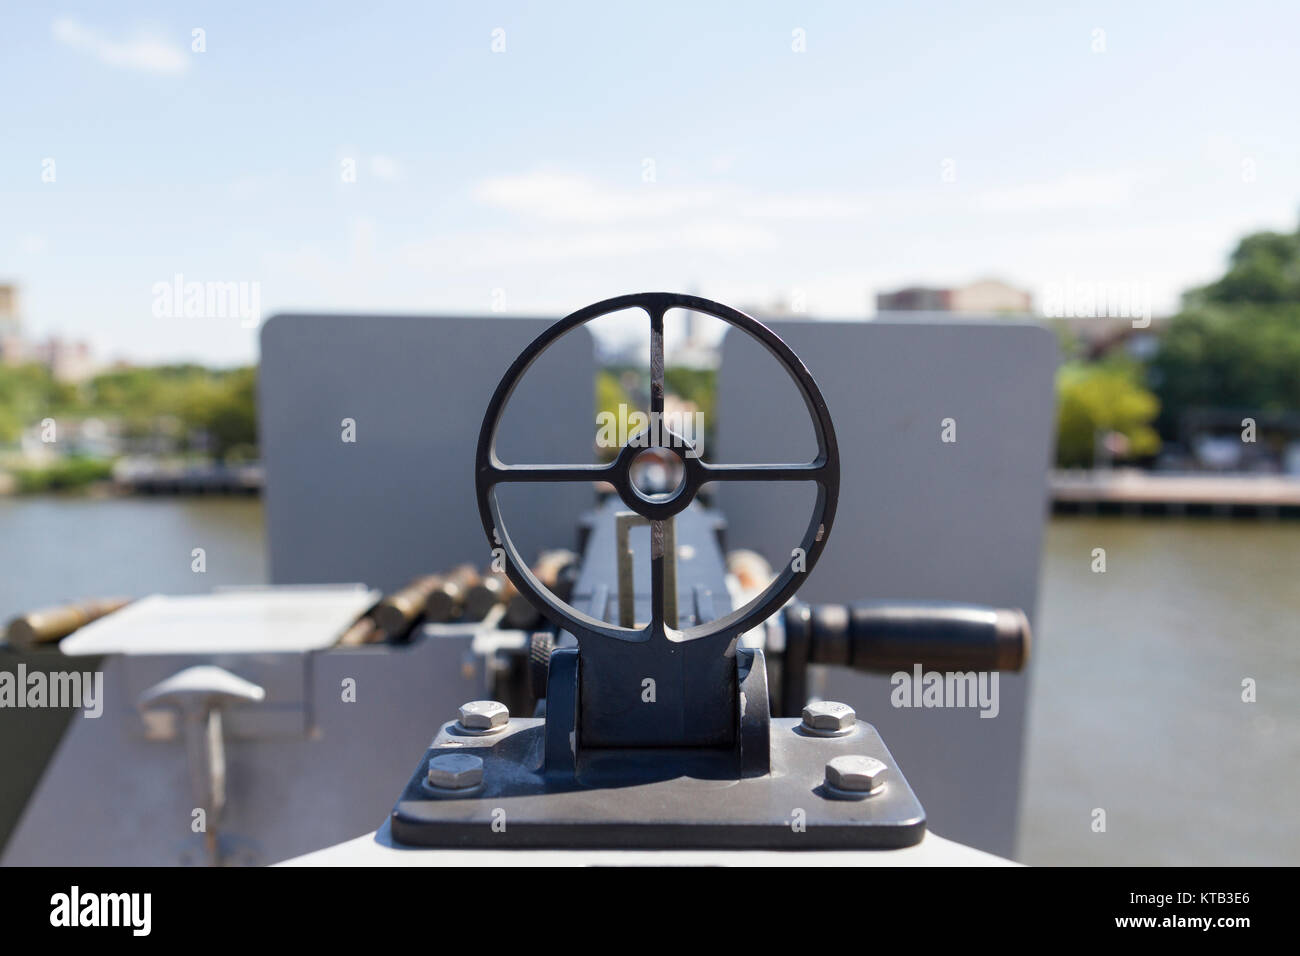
[2, 631, 488, 866]
[717, 319, 1058, 857]
[260, 314, 596, 591]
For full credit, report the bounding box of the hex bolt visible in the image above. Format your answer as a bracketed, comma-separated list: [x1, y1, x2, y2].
[801, 700, 856, 736]
[458, 700, 509, 733]
[824, 755, 887, 794]
[427, 753, 484, 790]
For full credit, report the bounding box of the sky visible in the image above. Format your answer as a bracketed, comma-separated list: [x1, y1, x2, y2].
[2, 1, 1299, 365]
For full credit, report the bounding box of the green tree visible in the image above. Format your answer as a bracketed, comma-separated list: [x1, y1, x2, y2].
[1153, 214, 1300, 439]
[1151, 304, 1300, 433]
[0, 363, 77, 443]
[595, 370, 634, 460]
[0, 363, 258, 461]
[199, 366, 258, 461]
[1056, 362, 1161, 467]
[664, 366, 717, 451]
[1189, 226, 1300, 306]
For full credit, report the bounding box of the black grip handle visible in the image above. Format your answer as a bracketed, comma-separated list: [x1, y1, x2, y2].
[788, 600, 1031, 673]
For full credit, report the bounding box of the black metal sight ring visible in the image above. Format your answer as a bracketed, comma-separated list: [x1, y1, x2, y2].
[475, 292, 840, 647]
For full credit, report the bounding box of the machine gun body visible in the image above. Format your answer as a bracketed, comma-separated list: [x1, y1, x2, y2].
[385, 293, 1027, 852]
[390, 497, 927, 849]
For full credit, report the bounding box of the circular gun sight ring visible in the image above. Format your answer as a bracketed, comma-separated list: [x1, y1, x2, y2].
[475, 292, 840, 647]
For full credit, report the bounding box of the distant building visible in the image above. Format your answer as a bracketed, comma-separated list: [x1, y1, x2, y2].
[0, 284, 100, 382]
[32, 336, 100, 383]
[1051, 314, 1170, 362]
[0, 283, 22, 364]
[743, 295, 811, 321]
[876, 278, 1033, 316]
[874, 286, 951, 312]
[950, 279, 1034, 314]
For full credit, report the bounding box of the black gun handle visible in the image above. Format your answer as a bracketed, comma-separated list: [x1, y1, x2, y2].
[778, 601, 1031, 716]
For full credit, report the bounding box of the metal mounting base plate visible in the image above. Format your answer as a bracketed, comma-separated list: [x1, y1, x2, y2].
[390, 718, 925, 850]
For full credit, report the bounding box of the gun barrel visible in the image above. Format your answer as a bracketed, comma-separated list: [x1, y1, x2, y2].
[336, 617, 384, 647]
[424, 564, 480, 621]
[503, 550, 578, 628]
[463, 573, 506, 622]
[6, 598, 131, 649]
[373, 575, 444, 637]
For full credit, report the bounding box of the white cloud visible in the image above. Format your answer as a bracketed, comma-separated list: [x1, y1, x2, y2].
[737, 195, 871, 219]
[400, 219, 776, 270]
[473, 170, 885, 227]
[251, 166, 1203, 331]
[972, 171, 1140, 213]
[369, 155, 401, 181]
[474, 172, 717, 224]
[710, 153, 737, 174]
[52, 17, 189, 75]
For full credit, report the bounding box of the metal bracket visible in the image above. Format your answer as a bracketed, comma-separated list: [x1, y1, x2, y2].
[390, 649, 924, 849]
[615, 512, 677, 628]
[390, 721, 923, 849]
[137, 665, 266, 864]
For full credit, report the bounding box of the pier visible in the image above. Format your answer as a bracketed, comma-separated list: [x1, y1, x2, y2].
[1051, 470, 1300, 518]
[112, 461, 263, 496]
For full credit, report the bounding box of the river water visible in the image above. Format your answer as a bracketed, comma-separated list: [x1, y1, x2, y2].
[1025, 516, 1299, 865]
[1, 497, 1296, 864]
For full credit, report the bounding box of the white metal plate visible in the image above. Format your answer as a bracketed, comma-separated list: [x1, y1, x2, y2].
[59, 586, 379, 656]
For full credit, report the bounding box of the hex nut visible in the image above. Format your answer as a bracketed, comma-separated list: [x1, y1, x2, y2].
[427, 753, 484, 790]
[458, 700, 510, 731]
[801, 700, 856, 735]
[825, 755, 887, 793]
